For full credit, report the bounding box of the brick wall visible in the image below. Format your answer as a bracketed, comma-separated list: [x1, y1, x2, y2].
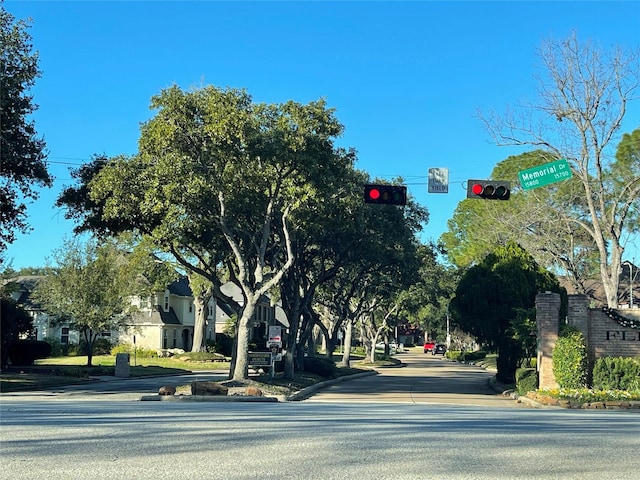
[537, 294, 640, 389]
[566, 295, 640, 359]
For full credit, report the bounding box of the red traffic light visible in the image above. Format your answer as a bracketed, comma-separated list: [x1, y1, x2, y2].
[467, 180, 510, 200]
[368, 187, 381, 201]
[364, 184, 407, 205]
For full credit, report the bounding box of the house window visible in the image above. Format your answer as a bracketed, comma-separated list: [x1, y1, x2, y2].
[61, 327, 70, 344]
[164, 295, 169, 311]
[189, 304, 193, 313]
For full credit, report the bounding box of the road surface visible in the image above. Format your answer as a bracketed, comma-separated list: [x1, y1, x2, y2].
[307, 350, 521, 407]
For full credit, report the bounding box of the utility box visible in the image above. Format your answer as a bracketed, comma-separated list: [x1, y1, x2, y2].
[114, 353, 130, 378]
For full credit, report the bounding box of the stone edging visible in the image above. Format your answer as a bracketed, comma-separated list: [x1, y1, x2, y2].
[139, 370, 379, 402]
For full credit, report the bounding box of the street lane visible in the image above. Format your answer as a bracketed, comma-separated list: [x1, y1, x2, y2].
[1, 399, 638, 480]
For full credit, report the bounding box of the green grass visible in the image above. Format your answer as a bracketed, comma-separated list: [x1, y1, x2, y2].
[1, 353, 372, 394]
[0, 355, 228, 393]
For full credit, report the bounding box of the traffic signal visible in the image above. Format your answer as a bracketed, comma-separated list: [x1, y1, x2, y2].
[364, 184, 407, 205]
[466, 180, 511, 200]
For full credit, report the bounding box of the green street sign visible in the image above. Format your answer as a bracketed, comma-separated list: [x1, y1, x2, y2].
[518, 159, 573, 191]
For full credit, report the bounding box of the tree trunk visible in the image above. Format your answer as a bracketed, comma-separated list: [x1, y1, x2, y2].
[191, 288, 212, 352]
[284, 308, 300, 379]
[84, 329, 94, 367]
[231, 303, 255, 382]
[340, 319, 353, 368]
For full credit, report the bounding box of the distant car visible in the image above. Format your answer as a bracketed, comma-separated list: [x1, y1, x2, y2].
[376, 341, 397, 350]
[423, 341, 435, 353]
[432, 344, 447, 355]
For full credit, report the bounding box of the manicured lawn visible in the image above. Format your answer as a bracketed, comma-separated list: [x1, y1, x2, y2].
[0, 355, 230, 393]
[35, 354, 231, 370]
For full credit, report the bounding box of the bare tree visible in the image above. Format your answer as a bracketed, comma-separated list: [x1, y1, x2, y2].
[480, 32, 640, 307]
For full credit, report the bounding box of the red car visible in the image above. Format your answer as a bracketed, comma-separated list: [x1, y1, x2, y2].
[424, 341, 435, 353]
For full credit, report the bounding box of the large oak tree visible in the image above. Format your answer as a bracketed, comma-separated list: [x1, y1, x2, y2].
[59, 85, 355, 381]
[0, 5, 51, 253]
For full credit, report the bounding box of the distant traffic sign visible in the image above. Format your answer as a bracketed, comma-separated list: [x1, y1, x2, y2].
[428, 168, 449, 193]
[518, 159, 573, 191]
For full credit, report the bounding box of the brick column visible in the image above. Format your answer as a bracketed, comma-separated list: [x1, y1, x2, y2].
[536, 292, 561, 390]
[567, 294, 589, 337]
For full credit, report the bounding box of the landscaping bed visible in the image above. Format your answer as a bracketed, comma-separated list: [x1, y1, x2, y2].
[526, 389, 640, 409]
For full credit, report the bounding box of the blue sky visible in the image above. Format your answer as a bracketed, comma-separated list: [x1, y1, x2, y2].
[3, 0, 640, 270]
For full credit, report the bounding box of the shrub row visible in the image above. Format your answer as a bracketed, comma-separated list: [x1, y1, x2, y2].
[593, 356, 640, 391]
[445, 350, 487, 362]
[516, 368, 537, 395]
[110, 344, 158, 358]
[8, 340, 52, 366]
[304, 355, 338, 379]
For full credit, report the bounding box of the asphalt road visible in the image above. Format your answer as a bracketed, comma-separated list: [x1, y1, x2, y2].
[2, 352, 640, 479]
[2, 398, 639, 479]
[307, 350, 521, 407]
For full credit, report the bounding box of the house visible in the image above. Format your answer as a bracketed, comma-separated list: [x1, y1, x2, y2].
[4, 274, 289, 354]
[214, 281, 289, 349]
[121, 276, 216, 352]
[2, 275, 82, 345]
[558, 260, 640, 309]
[122, 279, 289, 352]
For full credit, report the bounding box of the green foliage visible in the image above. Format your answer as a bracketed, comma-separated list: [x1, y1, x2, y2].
[516, 368, 538, 395]
[552, 329, 588, 389]
[303, 355, 338, 379]
[110, 344, 158, 358]
[0, 6, 52, 250]
[8, 340, 52, 366]
[91, 338, 113, 356]
[223, 316, 237, 337]
[211, 333, 233, 357]
[42, 337, 63, 357]
[1, 296, 34, 369]
[592, 357, 640, 392]
[32, 238, 141, 366]
[451, 241, 564, 383]
[174, 351, 226, 362]
[445, 350, 463, 360]
[538, 388, 640, 404]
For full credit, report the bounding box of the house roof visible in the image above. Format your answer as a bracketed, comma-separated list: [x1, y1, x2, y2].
[1, 276, 46, 309]
[167, 277, 193, 297]
[155, 305, 182, 325]
[559, 261, 640, 307]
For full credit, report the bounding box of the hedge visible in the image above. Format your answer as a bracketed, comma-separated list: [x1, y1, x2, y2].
[552, 328, 588, 389]
[592, 357, 640, 392]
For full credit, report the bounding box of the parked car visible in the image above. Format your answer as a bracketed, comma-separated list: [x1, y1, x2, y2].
[423, 341, 435, 353]
[432, 344, 447, 355]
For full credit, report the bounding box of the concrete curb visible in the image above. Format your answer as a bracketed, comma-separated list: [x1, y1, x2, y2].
[140, 394, 279, 402]
[285, 370, 379, 401]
